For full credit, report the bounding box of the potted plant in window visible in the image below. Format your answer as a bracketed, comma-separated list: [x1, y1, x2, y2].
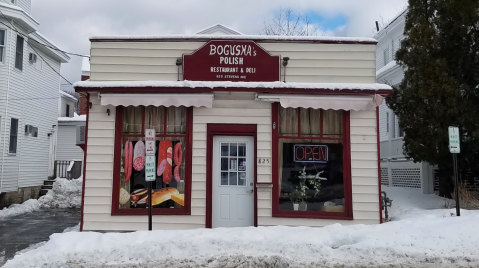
[290, 187, 306, 211]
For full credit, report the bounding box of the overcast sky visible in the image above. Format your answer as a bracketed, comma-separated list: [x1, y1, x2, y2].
[30, 0, 407, 86]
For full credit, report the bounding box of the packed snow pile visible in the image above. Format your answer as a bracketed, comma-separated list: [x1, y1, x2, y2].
[40, 177, 83, 209]
[382, 186, 457, 221]
[5, 214, 479, 267]
[0, 177, 82, 219]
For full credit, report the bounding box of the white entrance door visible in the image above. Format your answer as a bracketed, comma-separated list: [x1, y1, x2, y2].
[212, 136, 254, 228]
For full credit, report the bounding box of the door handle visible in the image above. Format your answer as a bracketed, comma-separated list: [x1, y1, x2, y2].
[246, 189, 253, 194]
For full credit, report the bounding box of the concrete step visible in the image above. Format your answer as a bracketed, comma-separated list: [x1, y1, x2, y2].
[39, 189, 50, 196]
[43, 180, 54, 186]
[42, 185, 53, 190]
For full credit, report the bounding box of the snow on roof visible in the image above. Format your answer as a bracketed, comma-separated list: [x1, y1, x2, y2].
[74, 80, 392, 91]
[376, 61, 399, 77]
[82, 56, 91, 75]
[90, 34, 377, 44]
[59, 90, 78, 102]
[196, 24, 243, 35]
[58, 113, 86, 122]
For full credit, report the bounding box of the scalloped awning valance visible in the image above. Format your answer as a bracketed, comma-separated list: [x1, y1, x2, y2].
[256, 94, 384, 111]
[100, 93, 214, 108]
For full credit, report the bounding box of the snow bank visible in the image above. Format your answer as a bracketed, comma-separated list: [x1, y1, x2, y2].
[0, 177, 82, 219]
[5, 212, 479, 268]
[39, 177, 83, 209]
[383, 186, 457, 221]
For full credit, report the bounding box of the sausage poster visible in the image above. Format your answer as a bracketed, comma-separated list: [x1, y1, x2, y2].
[294, 144, 328, 163]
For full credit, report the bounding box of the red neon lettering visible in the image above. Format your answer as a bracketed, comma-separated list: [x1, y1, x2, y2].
[312, 146, 320, 160]
[320, 147, 327, 160]
[305, 147, 312, 161]
[295, 146, 305, 161]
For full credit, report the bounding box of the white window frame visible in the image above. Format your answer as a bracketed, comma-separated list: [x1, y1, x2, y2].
[0, 28, 6, 64]
[383, 47, 390, 66]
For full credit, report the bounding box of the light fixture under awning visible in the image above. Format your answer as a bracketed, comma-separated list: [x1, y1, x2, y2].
[100, 93, 214, 108]
[256, 94, 384, 111]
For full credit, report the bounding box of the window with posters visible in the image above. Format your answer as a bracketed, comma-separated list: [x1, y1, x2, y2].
[273, 104, 352, 219]
[113, 106, 192, 215]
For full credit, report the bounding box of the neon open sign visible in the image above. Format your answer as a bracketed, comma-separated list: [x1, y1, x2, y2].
[294, 144, 328, 163]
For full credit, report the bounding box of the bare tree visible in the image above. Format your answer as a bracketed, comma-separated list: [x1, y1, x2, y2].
[261, 8, 319, 36]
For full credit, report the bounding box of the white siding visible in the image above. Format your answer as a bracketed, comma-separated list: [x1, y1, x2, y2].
[16, 0, 31, 14]
[56, 125, 84, 161]
[90, 42, 376, 84]
[0, 0, 31, 14]
[0, 18, 61, 192]
[83, 39, 381, 230]
[83, 93, 380, 231]
[60, 97, 75, 117]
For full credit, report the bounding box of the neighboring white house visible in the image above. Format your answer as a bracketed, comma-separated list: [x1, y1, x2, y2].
[0, 0, 70, 207]
[375, 9, 436, 194]
[57, 90, 85, 163]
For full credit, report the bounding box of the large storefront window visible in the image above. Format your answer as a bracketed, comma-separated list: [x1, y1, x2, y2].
[112, 106, 191, 215]
[273, 104, 352, 219]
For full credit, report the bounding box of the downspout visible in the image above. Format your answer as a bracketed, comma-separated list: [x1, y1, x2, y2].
[1, 21, 14, 194]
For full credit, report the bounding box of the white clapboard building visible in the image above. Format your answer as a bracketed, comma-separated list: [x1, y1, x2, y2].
[375, 9, 436, 194]
[0, 0, 69, 207]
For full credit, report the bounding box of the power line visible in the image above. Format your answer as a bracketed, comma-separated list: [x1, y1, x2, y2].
[0, 20, 89, 58]
[0, 11, 74, 85]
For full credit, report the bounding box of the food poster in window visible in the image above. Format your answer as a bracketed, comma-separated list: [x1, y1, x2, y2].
[119, 137, 185, 209]
[279, 141, 345, 212]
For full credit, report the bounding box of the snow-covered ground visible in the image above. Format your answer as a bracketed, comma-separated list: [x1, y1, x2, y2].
[0, 177, 82, 219]
[4, 186, 479, 268]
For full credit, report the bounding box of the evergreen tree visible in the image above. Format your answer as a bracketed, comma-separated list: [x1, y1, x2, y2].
[387, 0, 479, 197]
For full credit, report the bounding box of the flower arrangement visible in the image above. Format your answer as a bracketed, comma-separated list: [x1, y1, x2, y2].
[290, 166, 327, 211]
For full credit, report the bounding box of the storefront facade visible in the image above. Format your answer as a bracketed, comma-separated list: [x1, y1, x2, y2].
[75, 35, 391, 231]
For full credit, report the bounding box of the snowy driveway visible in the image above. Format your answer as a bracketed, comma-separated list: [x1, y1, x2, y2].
[0, 208, 80, 266]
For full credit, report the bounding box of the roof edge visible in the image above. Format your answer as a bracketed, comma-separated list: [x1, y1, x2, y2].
[89, 34, 377, 45]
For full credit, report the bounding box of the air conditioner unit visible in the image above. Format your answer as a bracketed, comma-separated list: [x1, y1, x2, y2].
[29, 53, 37, 63]
[76, 125, 86, 144]
[24, 124, 33, 135]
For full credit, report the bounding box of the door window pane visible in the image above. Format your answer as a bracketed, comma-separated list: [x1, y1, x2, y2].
[229, 143, 237, 156]
[221, 144, 228, 156]
[221, 172, 228, 185]
[221, 158, 228, 171]
[229, 172, 237, 185]
[238, 172, 246, 186]
[238, 143, 246, 157]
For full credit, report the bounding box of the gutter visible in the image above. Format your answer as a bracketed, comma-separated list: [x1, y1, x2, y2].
[1, 21, 14, 194]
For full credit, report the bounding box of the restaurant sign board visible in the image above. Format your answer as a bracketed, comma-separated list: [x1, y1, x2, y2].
[183, 40, 280, 82]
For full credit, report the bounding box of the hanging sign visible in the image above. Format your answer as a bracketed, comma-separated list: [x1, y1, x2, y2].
[183, 40, 280, 82]
[145, 155, 156, 182]
[294, 144, 328, 163]
[448, 126, 460, 154]
[145, 129, 156, 155]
